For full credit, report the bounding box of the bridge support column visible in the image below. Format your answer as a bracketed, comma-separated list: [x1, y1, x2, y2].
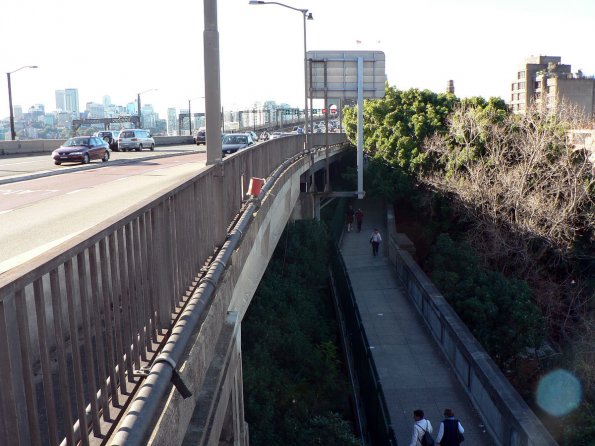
[290, 192, 320, 221]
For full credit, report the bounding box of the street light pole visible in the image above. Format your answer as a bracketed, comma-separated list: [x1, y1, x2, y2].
[6, 65, 38, 140]
[137, 88, 157, 128]
[189, 99, 192, 136]
[249, 1, 312, 151]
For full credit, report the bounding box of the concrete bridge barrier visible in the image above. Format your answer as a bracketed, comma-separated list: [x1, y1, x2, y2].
[0, 136, 195, 156]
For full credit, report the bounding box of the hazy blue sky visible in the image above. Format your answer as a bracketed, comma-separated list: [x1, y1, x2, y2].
[1, 0, 594, 118]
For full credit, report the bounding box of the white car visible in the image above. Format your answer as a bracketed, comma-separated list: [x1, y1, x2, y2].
[118, 129, 155, 151]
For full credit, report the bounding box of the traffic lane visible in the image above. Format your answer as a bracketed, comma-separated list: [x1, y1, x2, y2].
[0, 153, 209, 273]
[0, 152, 207, 213]
[0, 144, 202, 179]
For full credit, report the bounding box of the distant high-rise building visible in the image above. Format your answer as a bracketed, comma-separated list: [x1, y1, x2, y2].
[86, 102, 105, 118]
[55, 90, 65, 111]
[64, 88, 79, 114]
[446, 80, 455, 94]
[167, 108, 177, 135]
[103, 95, 111, 107]
[510, 56, 595, 118]
[13, 105, 23, 120]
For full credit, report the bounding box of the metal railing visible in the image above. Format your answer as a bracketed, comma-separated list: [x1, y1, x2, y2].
[0, 133, 347, 445]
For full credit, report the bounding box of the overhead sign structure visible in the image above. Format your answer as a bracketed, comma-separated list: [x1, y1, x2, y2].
[305, 50, 386, 100]
[306, 51, 386, 198]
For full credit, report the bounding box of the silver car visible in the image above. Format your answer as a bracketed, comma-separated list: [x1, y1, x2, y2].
[118, 129, 155, 152]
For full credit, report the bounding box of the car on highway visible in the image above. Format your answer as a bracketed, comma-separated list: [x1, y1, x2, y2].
[194, 128, 206, 145]
[52, 136, 110, 165]
[118, 129, 155, 151]
[221, 133, 254, 155]
[93, 130, 120, 150]
[269, 132, 287, 140]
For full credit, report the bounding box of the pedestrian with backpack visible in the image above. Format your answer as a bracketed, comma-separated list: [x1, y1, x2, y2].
[409, 409, 434, 446]
[435, 408, 465, 446]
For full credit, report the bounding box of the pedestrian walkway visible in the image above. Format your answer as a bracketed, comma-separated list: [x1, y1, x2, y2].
[340, 198, 494, 446]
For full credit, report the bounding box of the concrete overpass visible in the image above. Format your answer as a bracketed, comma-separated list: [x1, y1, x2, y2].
[0, 133, 349, 446]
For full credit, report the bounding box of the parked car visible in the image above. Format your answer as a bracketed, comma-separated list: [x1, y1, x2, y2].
[52, 136, 110, 165]
[93, 130, 120, 150]
[221, 133, 254, 154]
[118, 129, 155, 151]
[194, 128, 206, 145]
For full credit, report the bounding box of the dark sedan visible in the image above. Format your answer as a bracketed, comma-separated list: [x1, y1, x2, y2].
[52, 137, 110, 165]
[221, 133, 254, 155]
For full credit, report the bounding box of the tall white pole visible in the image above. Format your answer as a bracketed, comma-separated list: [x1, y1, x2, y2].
[357, 56, 364, 199]
[302, 12, 309, 152]
[204, 0, 222, 164]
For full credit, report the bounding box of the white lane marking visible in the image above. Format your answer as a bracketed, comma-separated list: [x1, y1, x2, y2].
[66, 189, 84, 195]
[0, 209, 14, 215]
[0, 230, 85, 275]
[115, 177, 130, 181]
[0, 189, 60, 196]
[0, 159, 45, 167]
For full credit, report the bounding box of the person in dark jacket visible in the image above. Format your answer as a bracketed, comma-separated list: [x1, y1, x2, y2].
[355, 208, 364, 232]
[435, 408, 464, 446]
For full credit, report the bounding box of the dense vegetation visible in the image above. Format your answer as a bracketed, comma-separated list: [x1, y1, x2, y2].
[343, 86, 594, 444]
[242, 220, 360, 446]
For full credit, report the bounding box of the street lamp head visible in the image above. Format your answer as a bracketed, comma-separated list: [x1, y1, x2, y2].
[248, 1, 264, 4]
[29, 65, 38, 69]
[306, 12, 313, 20]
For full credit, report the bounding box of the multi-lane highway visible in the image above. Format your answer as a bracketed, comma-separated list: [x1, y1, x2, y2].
[0, 144, 201, 182]
[0, 147, 207, 274]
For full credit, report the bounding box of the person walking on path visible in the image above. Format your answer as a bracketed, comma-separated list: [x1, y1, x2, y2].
[345, 205, 355, 232]
[435, 408, 464, 446]
[355, 208, 364, 232]
[409, 409, 433, 446]
[370, 228, 382, 256]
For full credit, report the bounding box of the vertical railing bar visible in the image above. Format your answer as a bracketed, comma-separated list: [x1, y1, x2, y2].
[166, 199, 176, 314]
[64, 260, 90, 446]
[145, 210, 158, 343]
[0, 299, 21, 445]
[108, 233, 128, 395]
[86, 246, 112, 424]
[49, 270, 75, 445]
[140, 213, 155, 346]
[33, 278, 60, 446]
[99, 238, 120, 407]
[14, 289, 42, 446]
[133, 218, 149, 362]
[116, 228, 135, 382]
[124, 222, 141, 370]
[75, 252, 101, 436]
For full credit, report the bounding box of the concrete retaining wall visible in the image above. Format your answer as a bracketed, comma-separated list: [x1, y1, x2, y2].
[386, 206, 557, 446]
[0, 136, 194, 156]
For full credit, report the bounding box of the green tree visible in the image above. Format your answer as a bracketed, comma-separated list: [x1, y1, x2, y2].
[428, 234, 546, 366]
[242, 220, 359, 446]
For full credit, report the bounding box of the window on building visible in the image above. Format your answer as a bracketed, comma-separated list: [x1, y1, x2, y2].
[518, 71, 525, 80]
[535, 81, 541, 89]
[519, 82, 526, 90]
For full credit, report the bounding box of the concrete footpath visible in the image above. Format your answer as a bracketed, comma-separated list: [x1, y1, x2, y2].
[340, 198, 494, 446]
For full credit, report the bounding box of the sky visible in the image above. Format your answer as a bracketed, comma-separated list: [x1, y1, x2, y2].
[1, 0, 594, 120]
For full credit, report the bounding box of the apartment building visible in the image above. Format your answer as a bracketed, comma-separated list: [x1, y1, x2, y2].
[510, 55, 595, 119]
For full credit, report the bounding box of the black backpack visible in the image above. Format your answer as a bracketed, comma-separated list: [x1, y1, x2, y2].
[419, 421, 435, 446]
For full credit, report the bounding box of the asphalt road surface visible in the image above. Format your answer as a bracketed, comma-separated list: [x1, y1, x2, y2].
[0, 144, 202, 181]
[0, 151, 207, 275]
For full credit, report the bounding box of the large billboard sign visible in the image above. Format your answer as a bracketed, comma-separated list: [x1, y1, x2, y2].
[305, 50, 386, 100]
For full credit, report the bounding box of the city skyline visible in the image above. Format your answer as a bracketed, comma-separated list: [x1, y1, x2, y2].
[2, 0, 594, 120]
